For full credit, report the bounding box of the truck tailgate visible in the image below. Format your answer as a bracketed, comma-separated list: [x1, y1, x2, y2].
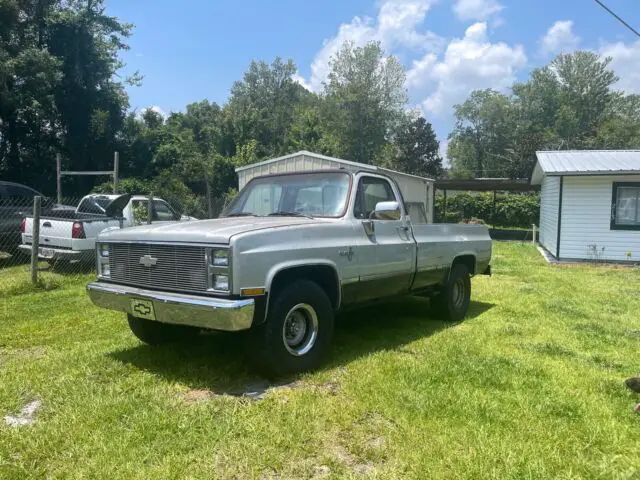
[23, 217, 74, 249]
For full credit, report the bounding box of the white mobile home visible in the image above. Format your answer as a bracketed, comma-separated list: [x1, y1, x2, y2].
[531, 150, 640, 262]
[235, 151, 435, 223]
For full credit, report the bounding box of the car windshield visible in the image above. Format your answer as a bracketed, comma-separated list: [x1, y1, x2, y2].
[222, 172, 350, 218]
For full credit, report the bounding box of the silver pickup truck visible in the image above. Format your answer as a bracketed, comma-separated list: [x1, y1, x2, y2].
[87, 170, 491, 375]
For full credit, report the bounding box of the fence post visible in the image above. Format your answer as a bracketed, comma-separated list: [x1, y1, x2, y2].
[31, 196, 41, 285]
[532, 224, 536, 245]
[113, 151, 119, 194]
[56, 154, 62, 204]
[148, 192, 153, 224]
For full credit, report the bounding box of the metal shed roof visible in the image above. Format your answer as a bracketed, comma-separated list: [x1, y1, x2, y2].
[235, 150, 434, 183]
[531, 150, 640, 184]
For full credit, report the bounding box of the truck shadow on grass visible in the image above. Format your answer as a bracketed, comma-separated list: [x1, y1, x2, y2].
[108, 297, 494, 394]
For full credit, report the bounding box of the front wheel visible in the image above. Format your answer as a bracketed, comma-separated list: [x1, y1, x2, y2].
[246, 280, 334, 377]
[127, 315, 200, 345]
[432, 264, 471, 322]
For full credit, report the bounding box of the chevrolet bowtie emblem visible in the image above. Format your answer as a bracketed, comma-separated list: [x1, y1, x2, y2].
[139, 255, 158, 267]
[339, 246, 354, 261]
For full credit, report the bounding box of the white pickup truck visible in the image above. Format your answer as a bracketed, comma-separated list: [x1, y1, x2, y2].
[20, 194, 193, 263]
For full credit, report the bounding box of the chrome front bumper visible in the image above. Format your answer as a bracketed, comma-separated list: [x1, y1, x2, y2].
[86, 282, 255, 331]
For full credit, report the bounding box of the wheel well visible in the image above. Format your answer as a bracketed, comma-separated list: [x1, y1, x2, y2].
[452, 254, 476, 275]
[269, 265, 340, 311]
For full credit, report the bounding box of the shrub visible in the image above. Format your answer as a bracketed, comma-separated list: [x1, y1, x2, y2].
[434, 192, 540, 228]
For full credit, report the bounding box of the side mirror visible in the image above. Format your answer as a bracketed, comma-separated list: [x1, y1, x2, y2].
[370, 201, 401, 221]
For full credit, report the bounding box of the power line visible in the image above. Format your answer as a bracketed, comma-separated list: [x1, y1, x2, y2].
[594, 0, 640, 39]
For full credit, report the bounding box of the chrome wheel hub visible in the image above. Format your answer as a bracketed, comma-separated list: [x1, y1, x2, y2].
[452, 278, 465, 309]
[282, 303, 318, 356]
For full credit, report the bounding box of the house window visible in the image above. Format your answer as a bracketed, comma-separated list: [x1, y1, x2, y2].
[611, 182, 640, 230]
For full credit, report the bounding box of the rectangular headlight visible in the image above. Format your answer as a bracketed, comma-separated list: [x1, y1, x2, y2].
[101, 262, 111, 277]
[212, 249, 228, 267]
[213, 274, 229, 291]
[97, 244, 110, 278]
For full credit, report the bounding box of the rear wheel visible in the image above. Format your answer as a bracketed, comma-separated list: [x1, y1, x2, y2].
[432, 264, 471, 322]
[247, 280, 334, 377]
[127, 315, 200, 345]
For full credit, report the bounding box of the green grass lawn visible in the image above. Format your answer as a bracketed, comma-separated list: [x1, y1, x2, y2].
[1, 243, 639, 479]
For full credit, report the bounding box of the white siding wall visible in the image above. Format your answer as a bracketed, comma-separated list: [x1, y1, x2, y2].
[559, 175, 640, 261]
[539, 176, 560, 256]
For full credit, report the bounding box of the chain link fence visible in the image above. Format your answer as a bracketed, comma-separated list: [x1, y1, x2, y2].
[0, 192, 230, 295]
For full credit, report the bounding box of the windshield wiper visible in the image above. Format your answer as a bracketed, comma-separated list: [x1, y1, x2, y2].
[268, 211, 313, 219]
[225, 212, 257, 217]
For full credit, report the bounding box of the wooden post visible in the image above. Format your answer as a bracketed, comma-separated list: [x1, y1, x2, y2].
[148, 192, 153, 224]
[532, 224, 536, 245]
[31, 196, 41, 285]
[443, 189, 447, 222]
[56, 154, 62, 204]
[113, 151, 119, 194]
[492, 190, 497, 228]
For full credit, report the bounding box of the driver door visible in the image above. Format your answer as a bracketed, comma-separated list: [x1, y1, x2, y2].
[354, 175, 415, 301]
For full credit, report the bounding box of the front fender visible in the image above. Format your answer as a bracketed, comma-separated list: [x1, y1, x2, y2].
[265, 258, 341, 292]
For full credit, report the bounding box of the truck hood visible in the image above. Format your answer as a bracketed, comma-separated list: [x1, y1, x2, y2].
[97, 216, 326, 244]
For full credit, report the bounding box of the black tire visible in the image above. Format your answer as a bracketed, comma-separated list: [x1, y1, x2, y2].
[432, 264, 471, 322]
[127, 315, 200, 345]
[246, 280, 334, 377]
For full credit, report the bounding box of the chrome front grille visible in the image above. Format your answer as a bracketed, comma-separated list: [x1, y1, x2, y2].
[108, 243, 208, 293]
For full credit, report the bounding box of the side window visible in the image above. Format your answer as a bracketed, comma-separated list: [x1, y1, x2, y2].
[612, 182, 640, 229]
[152, 200, 179, 221]
[131, 200, 148, 224]
[354, 177, 397, 219]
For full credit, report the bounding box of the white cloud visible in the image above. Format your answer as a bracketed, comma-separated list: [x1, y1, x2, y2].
[305, 0, 442, 91]
[452, 0, 503, 22]
[408, 22, 526, 115]
[539, 20, 580, 55]
[292, 73, 313, 92]
[144, 105, 168, 118]
[599, 39, 640, 94]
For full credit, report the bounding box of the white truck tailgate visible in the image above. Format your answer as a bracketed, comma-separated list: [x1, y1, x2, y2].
[23, 217, 74, 249]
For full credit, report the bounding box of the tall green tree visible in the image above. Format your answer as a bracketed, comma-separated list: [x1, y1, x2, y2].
[448, 89, 514, 177]
[0, 0, 134, 194]
[379, 112, 443, 178]
[227, 57, 308, 158]
[322, 41, 407, 164]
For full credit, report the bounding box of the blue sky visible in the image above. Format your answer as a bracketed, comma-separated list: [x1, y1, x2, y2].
[106, 0, 640, 151]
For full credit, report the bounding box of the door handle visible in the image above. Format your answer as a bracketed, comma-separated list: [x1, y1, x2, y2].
[42, 221, 52, 227]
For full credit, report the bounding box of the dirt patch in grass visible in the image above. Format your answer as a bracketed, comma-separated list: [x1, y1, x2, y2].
[180, 379, 340, 403]
[329, 443, 375, 476]
[624, 329, 640, 339]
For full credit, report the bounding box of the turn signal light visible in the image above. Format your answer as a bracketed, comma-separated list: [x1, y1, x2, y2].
[240, 288, 265, 296]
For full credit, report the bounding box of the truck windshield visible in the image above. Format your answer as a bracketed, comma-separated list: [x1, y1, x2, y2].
[222, 172, 350, 218]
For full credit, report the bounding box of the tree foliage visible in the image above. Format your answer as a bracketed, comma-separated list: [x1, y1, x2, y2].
[0, 0, 134, 192]
[449, 51, 640, 178]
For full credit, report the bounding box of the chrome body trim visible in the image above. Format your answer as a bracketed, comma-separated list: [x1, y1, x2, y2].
[86, 281, 254, 331]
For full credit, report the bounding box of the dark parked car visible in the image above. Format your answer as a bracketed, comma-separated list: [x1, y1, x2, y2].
[0, 181, 74, 255]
